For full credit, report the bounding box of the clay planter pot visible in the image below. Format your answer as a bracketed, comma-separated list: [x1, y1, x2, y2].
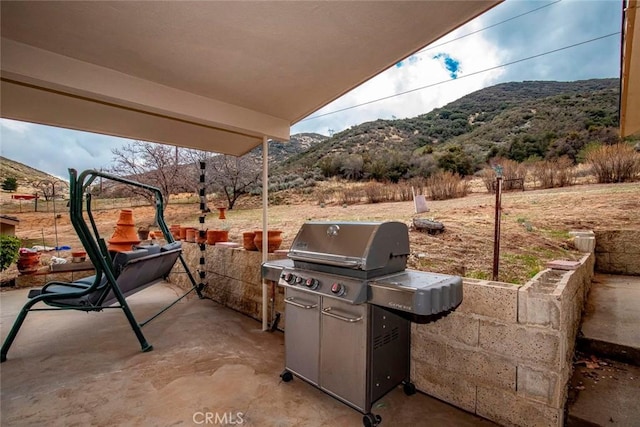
[170, 224, 181, 240]
[71, 250, 87, 263]
[179, 227, 188, 241]
[217, 207, 227, 220]
[17, 251, 41, 274]
[242, 232, 257, 251]
[185, 228, 197, 243]
[253, 230, 283, 253]
[107, 209, 141, 252]
[207, 230, 229, 245]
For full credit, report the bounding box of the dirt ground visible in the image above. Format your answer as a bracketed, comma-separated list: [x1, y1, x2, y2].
[2, 180, 639, 285]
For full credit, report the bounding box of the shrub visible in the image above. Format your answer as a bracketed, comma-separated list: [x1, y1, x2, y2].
[437, 145, 475, 176]
[482, 158, 527, 193]
[586, 143, 640, 183]
[363, 182, 385, 203]
[339, 187, 363, 205]
[528, 156, 575, 189]
[0, 235, 21, 271]
[363, 182, 396, 204]
[425, 171, 469, 200]
[394, 181, 414, 202]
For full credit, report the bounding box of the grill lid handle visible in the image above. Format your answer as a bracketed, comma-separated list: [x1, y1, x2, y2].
[287, 251, 362, 268]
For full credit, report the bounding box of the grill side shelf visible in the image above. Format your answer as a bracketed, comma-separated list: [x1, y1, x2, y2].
[368, 270, 463, 316]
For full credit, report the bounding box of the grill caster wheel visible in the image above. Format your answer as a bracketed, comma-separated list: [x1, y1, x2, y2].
[363, 413, 381, 427]
[403, 382, 416, 396]
[280, 370, 293, 382]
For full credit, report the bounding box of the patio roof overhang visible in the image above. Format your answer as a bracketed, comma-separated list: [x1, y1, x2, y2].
[621, 0, 640, 138]
[0, 1, 501, 154]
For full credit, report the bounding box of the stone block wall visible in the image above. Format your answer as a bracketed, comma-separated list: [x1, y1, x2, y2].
[169, 244, 287, 323]
[172, 243, 594, 427]
[411, 253, 594, 427]
[594, 229, 640, 275]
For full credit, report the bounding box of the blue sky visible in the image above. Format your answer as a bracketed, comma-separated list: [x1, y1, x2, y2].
[0, 0, 623, 179]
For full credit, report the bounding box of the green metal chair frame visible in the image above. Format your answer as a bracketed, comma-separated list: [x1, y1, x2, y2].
[1, 169, 204, 363]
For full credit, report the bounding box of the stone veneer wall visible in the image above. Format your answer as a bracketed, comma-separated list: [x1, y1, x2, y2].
[594, 229, 640, 275]
[172, 244, 594, 427]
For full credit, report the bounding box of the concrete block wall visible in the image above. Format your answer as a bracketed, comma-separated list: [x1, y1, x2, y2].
[594, 229, 640, 275]
[172, 243, 595, 427]
[169, 244, 286, 322]
[412, 253, 594, 427]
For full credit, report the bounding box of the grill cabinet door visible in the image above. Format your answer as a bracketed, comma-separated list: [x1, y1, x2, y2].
[320, 298, 368, 412]
[284, 287, 320, 385]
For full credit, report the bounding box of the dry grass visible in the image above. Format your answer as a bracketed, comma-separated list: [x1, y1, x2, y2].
[2, 180, 639, 286]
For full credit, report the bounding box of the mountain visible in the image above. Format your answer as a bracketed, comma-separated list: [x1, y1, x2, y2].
[0, 156, 69, 195]
[276, 78, 623, 180]
[251, 132, 328, 163]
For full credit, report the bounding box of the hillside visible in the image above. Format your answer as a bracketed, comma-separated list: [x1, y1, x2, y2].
[277, 78, 623, 180]
[0, 156, 69, 196]
[250, 132, 327, 164]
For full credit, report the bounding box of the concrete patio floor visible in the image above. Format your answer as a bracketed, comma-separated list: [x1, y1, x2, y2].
[1, 283, 496, 427]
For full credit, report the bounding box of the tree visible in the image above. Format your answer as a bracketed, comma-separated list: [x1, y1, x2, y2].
[37, 179, 67, 202]
[1, 177, 18, 192]
[340, 155, 364, 180]
[193, 153, 262, 210]
[437, 145, 474, 176]
[110, 141, 191, 209]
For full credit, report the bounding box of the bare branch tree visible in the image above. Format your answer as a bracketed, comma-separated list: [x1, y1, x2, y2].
[183, 151, 261, 210]
[110, 141, 192, 209]
[37, 179, 67, 202]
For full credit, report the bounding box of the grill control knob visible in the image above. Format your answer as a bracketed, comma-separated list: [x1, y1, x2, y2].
[295, 276, 304, 285]
[305, 278, 319, 290]
[283, 273, 294, 283]
[331, 282, 345, 296]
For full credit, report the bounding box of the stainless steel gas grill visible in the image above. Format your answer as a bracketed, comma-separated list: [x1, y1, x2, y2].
[262, 221, 463, 427]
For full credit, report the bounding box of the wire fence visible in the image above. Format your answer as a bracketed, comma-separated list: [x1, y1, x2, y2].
[0, 194, 202, 214]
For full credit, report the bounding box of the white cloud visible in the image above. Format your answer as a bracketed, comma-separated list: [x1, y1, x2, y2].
[0, 0, 623, 176]
[293, 18, 507, 135]
[0, 119, 132, 179]
[0, 118, 33, 135]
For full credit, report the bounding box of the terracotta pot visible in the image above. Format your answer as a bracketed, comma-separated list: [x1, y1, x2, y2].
[107, 209, 141, 252]
[17, 251, 41, 274]
[179, 227, 188, 241]
[207, 229, 229, 245]
[169, 224, 181, 240]
[185, 228, 197, 243]
[254, 230, 283, 253]
[71, 250, 87, 263]
[242, 232, 257, 251]
[217, 207, 227, 220]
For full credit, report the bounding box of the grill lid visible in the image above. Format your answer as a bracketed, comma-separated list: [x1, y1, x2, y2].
[288, 221, 410, 272]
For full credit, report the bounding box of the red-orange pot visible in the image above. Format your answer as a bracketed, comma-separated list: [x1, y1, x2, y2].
[253, 230, 283, 253]
[207, 230, 229, 245]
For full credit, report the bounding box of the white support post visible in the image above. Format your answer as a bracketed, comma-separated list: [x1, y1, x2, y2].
[261, 136, 269, 331]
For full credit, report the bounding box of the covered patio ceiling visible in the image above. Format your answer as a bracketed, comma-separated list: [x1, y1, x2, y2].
[1, 1, 502, 156]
